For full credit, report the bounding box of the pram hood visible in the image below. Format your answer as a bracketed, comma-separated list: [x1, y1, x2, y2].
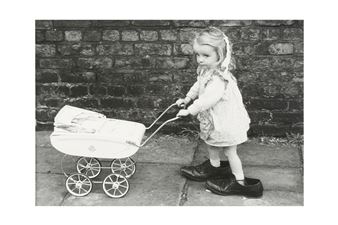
[53, 105, 106, 134]
[50, 105, 146, 158]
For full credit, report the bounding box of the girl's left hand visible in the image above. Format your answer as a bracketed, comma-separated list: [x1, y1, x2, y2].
[176, 109, 190, 117]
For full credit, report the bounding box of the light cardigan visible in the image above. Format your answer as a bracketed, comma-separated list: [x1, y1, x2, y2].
[186, 68, 251, 146]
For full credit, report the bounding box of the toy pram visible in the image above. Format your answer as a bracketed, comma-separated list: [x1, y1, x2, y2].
[50, 104, 179, 198]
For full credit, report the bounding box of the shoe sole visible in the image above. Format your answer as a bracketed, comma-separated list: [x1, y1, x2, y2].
[180, 172, 231, 182]
[205, 183, 263, 198]
[180, 172, 206, 182]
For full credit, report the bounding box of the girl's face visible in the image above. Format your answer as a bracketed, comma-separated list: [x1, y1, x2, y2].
[193, 41, 219, 68]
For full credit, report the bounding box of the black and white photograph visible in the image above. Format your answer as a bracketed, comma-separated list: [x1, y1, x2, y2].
[35, 19, 303, 206]
[3, 0, 338, 224]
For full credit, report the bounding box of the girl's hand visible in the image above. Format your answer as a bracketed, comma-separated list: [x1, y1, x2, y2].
[175, 97, 191, 108]
[176, 98, 186, 107]
[176, 109, 190, 117]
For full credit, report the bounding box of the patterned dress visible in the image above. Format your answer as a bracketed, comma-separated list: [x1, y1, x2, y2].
[186, 67, 251, 146]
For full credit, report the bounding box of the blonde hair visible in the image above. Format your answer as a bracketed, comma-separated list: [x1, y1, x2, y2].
[194, 27, 234, 74]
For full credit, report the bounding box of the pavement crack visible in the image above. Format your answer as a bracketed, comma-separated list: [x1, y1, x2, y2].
[178, 180, 189, 206]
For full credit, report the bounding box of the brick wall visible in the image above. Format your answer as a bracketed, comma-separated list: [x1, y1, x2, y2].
[36, 20, 303, 136]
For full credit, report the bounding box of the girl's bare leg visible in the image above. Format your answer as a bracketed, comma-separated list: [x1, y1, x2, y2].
[223, 145, 245, 185]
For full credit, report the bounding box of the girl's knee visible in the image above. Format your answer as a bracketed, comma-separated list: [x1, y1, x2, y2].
[223, 145, 237, 157]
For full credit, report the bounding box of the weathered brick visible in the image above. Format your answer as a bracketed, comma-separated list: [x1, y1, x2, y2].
[135, 43, 171, 55]
[219, 28, 241, 42]
[42, 97, 64, 107]
[57, 43, 81, 56]
[179, 28, 200, 42]
[83, 30, 101, 41]
[155, 57, 190, 69]
[248, 111, 271, 123]
[294, 42, 303, 54]
[175, 44, 194, 55]
[65, 97, 99, 108]
[97, 70, 125, 84]
[281, 82, 301, 98]
[233, 43, 255, 56]
[36, 108, 50, 122]
[140, 30, 158, 41]
[36, 69, 59, 83]
[241, 84, 265, 97]
[101, 97, 135, 108]
[240, 28, 260, 41]
[36, 31, 45, 42]
[282, 28, 303, 40]
[107, 85, 125, 97]
[45, 30, 63, 41]
[268, 43, 294, 55]
[262, 28, 281, 40]
[59, 71, 96, 83]
[36, 20, 52, 29]
[149, 72, 173, 82]
[94, 57, 113, 69]
[97, 43, 134, 55]
[70, 85, 88, 97]
[115, 57, 155, 68]
[288, 100, 303, 111]
[89, 84, 106, 96]
[54, 20, 91, 27]
[255, 20, 296, 26]
[173, 20, 210, 27]
[77, 58, 95, 69]
[36, 44, 56, 57]
[248, 124, 291, 137]
[212, 20, 252, 26]
[272, 111, 303, 124]
[93, 20, 130, 27]
[126, 85, 145, 96]
[136, 97, 156, 108]
[160, 30, 178, 41]
[65, 31, 82, 41]
[121, 30, 139, 41]
[80, 44, 96, 56]
[271, 57, 295, 69]
[102, 30, 120, 41]
[37, 84, 70, 97]
[77, 57, 113, 69]
[39, 59, 73, 68]
[246, 98, 288, 110]
[132, 20, 170, 26]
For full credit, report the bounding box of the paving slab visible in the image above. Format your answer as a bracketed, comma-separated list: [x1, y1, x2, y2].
[36, 173, 67, 206]
[62, 163, 185, 206]
[244, 166, 302, 193]
[132, 134, 196, 165]
[193, 140, 300, 168]
[183, 181, 303, 206]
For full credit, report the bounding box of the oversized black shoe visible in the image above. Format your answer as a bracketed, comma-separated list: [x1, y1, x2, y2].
[180, 159, 232, 182]
[206, 175, 263, 198]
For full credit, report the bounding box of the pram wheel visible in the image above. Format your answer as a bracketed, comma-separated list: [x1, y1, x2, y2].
[76, 157, 102, 178]
[110, 157, 136, 178]
[65, 173, 93, 197]
[102, 173, 129, 198]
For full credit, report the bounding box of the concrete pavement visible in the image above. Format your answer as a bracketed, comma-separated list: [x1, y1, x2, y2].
[36, 131, 303, 206]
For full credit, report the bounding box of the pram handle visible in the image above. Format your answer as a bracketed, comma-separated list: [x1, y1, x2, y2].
[137, 116, 180, 147]
[145, 103, 177, 130]
[127, 103, 181, 147]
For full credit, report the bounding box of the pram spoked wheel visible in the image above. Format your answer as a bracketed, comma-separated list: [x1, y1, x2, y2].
[110, 157, 136, 178]
[65, 173, 93, 197]
[76, 157, 102, 178]
[103, 173, 129, 198]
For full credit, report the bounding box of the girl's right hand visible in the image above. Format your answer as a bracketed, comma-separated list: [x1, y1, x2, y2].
[176, 98, 187, 108]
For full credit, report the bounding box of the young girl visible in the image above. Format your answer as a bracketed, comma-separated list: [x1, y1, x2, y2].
[176, 27, 263, 197]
